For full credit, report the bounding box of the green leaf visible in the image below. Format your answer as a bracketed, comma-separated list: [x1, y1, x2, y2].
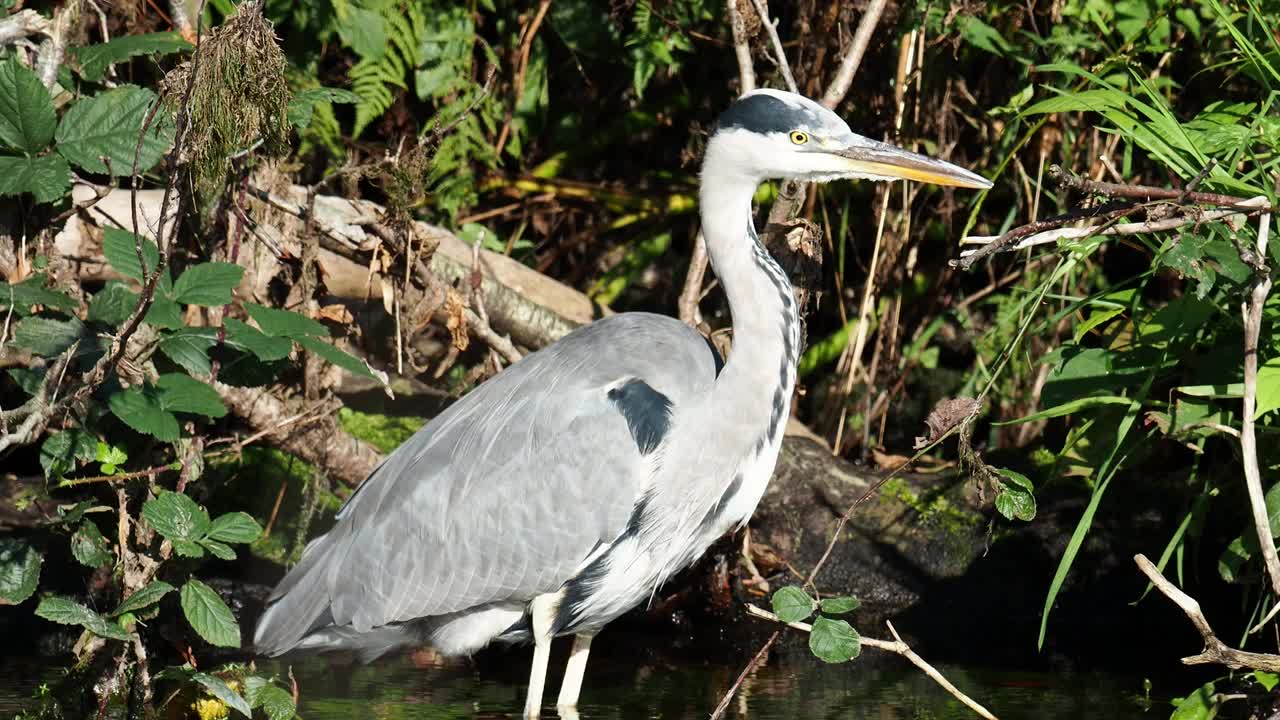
[1170, 681, 1216, 720]
[101, 227, 159, 282]
[200, 538, 237, 560]
[0, 537, 42, 605]
[110, 580, 175, 616]
[40, 429, 98, 479]
[1022, 88, 1129, 116]
[0, 274, 79, 316]
[190, 672, 252, 717]
[95, 441, 128, 468]
[1255, 360, 1280, 419]
[171, 539, 206, 558]
[73, 32, 192, 82]
[296, 335, 377, 380]
[172, 262, 245, 306]
[818, 596, 861, 615]
[155, 373, 227, 417]
[808, 617, 860, 663]
[224, 318, 293, 361]
[0, 59, 55, 153]
[70, 521, 114, 568]
[11, 315, 85, 356]
[180, 579, 240, 648]
[244, 302, 327, 338]
[87, 282, 140, 325]
[141, 490, 210, 542]
[35, 596, 132, 641]
[1253, 671, 1279, 692]
[108, 386, 180, 441]
[244, 677, 296, 720]
[956, 15, 1011, 55]
[337, 5, 388, 59]
[8, 367, 45, 396]
[158, 328, 218, 377]
[144, 296, 184, 329]
[0, 154, 71, 204]
[771, 586, 815, 623]
[997, 395, 1132, 425]
[55, 85, 175, 175]
[207, 512, 263, 544]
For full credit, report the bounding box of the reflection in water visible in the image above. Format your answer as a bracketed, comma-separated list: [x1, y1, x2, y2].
[0, 641, 1153, 719]
[242, 646, 1153, 720]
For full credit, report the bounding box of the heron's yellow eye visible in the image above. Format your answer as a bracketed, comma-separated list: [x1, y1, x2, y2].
[789, 131, 809, 145]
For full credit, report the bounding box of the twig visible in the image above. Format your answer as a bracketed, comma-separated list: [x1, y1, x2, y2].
[1050, 165, 1273, 210]
[495, 1, 550, 156]
[820, 0, 889, 109]
[743, 605, 999, 720]
[707, 630, 779, 720]
[1240, 209, 1280, 607]
[678, 230, 709, 326]
[746, 0, 797, 93]
[1134, 554, 1280, 672]
[957, 202, 1268, 266]
[725, 0, 756, 93]
[58, 465, 172, 487]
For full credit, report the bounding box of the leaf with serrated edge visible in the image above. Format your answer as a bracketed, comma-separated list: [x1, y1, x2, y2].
[141, 490, 210, 542]
[0, 538, 42, 605]
[809, 616, 860, 663]
[73, 33, 191, 82]
[180, 579, 240, 647]
[159, 329, 217, 377]
[244, 302, 327, 338]
[108, 386, 179, 441]
[172, 263, 245, 306]
[818, 596, 860, 615]
[200, 538, 236, 561]
[155, 374, 227, 417]
[35, 596, 131, 640]
[0, 60, 55, 153]
[100, 228, 159, 282]
[190, 672, 252, 717]
[771, 586, 815, 623]
[55, 85, 174, 175]
[11, 316, 84, 357]
[111, 580, 175, 616]
[207, 512, 262, 544]
[224, 318, 292, 361]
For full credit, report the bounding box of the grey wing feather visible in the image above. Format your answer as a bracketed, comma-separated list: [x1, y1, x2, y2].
[253, 313, 719, 656]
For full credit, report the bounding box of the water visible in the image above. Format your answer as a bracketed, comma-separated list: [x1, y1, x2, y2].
[0, 648, 1157, 719]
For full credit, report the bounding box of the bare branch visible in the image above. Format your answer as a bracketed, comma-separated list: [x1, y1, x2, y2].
[744, 605, 1000, 720]
[678, 230, 709, 326]
[725, 0, 756, 93]
[746, 0, 797, 93]
[1240, 210, 1280, 603]
[1050, 165, 1274, 210]
[820, 0, 889, 109]
[35, 0, 79, 89]
[1135, 554, 1280, 672]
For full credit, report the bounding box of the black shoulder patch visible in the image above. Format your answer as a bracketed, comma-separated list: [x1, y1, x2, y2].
[608, 379, 673, 455]
[715, 93, 814, 135]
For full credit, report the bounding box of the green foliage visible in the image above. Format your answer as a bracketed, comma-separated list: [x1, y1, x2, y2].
[809, 616, 861, 663]
[35, 595, 132, 641]
[55, 85, 175, 175]
[0, 538, 42, 605]
[111, 581, 176, 616]
[72, 32, 192, 82]
[771, 586, 815, 623]
[0, 59, 55, 153]
[180, 579, 241, 648]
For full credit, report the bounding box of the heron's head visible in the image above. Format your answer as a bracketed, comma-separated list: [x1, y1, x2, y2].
[706, 89, 991, 190]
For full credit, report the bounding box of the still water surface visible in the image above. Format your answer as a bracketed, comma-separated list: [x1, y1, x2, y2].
[1, 649, 1155, 719]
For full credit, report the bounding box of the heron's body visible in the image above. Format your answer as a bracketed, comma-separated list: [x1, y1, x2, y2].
[254, 89, 989, 717]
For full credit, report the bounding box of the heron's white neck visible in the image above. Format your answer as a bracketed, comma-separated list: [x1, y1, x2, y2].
[698, 158, 800, 452]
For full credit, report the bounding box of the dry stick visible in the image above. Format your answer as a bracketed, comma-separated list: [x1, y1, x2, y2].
[1051, 165, 1274, 210]
[820, 0, 890, 109]
[1135, 554, 1280, 673]
[747, 0, 797, 92]
[744, 605, 999, 720]
[726, 0, 755, 92]
[708, 630, 780, 720]
[679, 0, 759, 327]
[495, 0, 551, 156]
[1241, 209, 1280, 622]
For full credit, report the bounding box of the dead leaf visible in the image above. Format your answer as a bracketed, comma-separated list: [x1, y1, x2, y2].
[915, 397, 980, 449]
[315, 303, 354, 323]
[871, 448, 911, 470]
[443, 289, 469, 352]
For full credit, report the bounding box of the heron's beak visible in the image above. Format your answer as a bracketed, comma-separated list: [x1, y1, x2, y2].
[831, 137, 992, 190]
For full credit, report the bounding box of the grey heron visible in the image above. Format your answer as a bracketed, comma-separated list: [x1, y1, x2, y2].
[252, 88, 990, 717]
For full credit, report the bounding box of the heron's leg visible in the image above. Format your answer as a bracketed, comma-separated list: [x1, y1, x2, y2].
[555, 632, 594, 712]
[523, 594, 558, 719]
